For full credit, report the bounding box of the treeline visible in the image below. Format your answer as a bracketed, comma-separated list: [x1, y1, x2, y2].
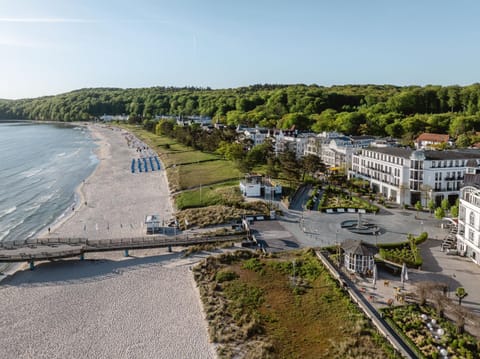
[155, 119, 324, 182]
[2, 84, 480, 143]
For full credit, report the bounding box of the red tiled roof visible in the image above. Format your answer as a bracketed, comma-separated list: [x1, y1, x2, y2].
[416, 133, 450, 143]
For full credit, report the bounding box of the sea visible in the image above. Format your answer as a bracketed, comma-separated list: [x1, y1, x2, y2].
[0, 120, 98, 244]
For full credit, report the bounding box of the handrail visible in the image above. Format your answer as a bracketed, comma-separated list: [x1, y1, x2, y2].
[0, 234, 246, 262]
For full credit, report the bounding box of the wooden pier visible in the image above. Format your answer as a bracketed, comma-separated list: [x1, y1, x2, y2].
[0, 234, 246, 265]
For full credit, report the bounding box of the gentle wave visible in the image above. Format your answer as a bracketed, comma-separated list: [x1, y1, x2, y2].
[0, 122, 98, 242]
[0, 206, 16, 219]
[20, 168, 43, 178]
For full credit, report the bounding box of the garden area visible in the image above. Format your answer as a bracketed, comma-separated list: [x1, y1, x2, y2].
[378, 232, 428, 269]
[382, 304, 479, 358]
[193, 249, 400, 358]
[316, 185, 379, 213]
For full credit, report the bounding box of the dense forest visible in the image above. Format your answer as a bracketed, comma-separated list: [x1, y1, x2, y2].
[2, 84, 480, 145]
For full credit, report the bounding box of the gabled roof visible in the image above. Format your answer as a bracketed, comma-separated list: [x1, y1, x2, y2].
[416, 133, 450, 143]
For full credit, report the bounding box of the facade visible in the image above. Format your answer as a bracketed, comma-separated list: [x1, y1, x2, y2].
[321, 135, 375, 169]
[242, 126, 269, 146]
[341, 239, 377, 274]
[457, 166, 480, 264]
[350, 148, 480, 206]
[415, 133, 452, 149]
[273, 130, 315, 158]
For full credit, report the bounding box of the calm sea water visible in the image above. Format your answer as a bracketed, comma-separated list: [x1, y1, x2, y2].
[0, 121, 98, 242]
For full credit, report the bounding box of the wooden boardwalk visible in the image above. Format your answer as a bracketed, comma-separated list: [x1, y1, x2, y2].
[0, 234, 246, 263]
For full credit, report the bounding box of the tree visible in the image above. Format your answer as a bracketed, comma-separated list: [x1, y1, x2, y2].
[451, 304, 469, 334]
[300, 154, 325, 181]
[278, 150, 301, 183]
[450, 204, 459, 218]
[456, 133, 472, 148]
[265, 157, 279, 178]
[441, 198, 450, 212]
[455, 287, 468, 306]
[414, 281, 447, 306]
[427, 199, 436, 215]
[435, 207, 445, 220]
[415, 201, 423, 214]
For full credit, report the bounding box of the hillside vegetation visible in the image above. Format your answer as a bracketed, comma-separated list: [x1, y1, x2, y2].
[2, 84, 480, 144]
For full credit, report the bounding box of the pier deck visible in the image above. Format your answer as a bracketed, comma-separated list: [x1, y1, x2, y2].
[0, 234, 245, 263]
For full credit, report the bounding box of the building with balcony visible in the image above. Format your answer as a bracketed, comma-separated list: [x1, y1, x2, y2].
[456, 163, 480, 264]
[350, 148, 480, 206]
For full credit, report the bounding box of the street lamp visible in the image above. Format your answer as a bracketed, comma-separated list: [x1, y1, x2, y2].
[420, 221, 424, 234]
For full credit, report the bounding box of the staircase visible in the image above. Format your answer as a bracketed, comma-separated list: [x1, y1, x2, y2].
[441, 222, 458, 253]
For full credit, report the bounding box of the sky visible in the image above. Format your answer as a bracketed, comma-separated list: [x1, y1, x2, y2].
[0, 0, 479, 99]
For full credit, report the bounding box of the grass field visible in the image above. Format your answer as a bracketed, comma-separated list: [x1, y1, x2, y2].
[120, 124, 219, 166]
[194, 249, 399, 358]
[169, 160, 241, 192]
[175, 180, 242, 209]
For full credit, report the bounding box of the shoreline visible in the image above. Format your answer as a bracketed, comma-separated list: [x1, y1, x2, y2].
[40, 123, 174, 240]
[0, 123, 218, 358]
[1, 122, 97, 277]
[36, 122, 101, 238]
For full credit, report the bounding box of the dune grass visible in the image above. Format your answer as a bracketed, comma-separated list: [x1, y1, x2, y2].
[175, 180, 243, 210]
[169, 160, 241, 192]
[194, 249, 399, 359]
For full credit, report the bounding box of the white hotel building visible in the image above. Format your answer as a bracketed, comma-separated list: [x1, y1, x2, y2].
[457, 167, 480, 264]
[349, 148, 480, 206]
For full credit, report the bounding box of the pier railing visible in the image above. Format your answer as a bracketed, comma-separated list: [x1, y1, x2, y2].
[0, 234, 247, 262]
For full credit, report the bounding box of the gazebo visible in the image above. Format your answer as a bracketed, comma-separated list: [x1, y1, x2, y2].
[341, 239, 377, 274]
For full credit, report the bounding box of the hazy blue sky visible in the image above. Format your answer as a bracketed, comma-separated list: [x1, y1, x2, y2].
[1, 0, 479, 99]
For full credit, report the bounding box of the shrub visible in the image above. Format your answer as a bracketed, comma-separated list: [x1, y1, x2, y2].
[215, 270, 239, 283]
[243, 258, 264, 273]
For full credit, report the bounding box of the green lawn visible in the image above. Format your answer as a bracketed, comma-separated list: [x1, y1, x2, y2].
[169, 160, 241, 192]
[161, 150, 219, 167]
[120, 124, 219, 166]
[175, 180, 242, 209]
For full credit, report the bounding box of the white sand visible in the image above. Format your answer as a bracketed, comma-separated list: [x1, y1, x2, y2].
[0, 124, 217, 358]
[49, 124, 174, 239]
[0, 251, 216, 359]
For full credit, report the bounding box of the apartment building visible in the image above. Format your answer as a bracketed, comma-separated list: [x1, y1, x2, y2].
[457, 165, 480, 264]
[350, 148, 480, 206]
[313, 134, 375, 169]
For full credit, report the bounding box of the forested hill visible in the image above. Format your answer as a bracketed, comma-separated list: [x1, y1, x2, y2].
[2, 84, 480, 141]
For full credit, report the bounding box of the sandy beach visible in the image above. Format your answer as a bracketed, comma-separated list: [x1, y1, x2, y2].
[0, 251, 217, 359]
[47, 124, 174, 239]
[0, 124, 217, 358]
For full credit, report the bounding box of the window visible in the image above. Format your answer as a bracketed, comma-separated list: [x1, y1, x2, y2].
[470, 211, 476, 227]
[469, 229, 474, 242]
